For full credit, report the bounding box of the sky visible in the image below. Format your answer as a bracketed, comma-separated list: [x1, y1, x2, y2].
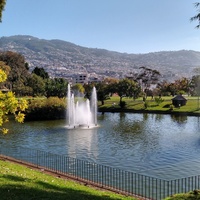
[0, 0, 200, 54]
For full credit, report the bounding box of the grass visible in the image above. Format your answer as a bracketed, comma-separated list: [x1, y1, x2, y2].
[1, 159, 199, 200]
[99, 96, 200, 114]
[22, 95, 200, 115]
[164, 190, 200, 200]
[0, 159, 137, 200]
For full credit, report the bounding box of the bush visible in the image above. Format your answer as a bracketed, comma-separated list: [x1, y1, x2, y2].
[178, 90, 185, 95]
[25, 97, 66, 120]
[163, 104, 171, 108]
[154, 97, 164, 106]
[169, 104, 174, 111]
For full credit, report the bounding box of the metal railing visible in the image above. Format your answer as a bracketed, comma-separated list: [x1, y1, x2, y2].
[0, 145, 199, 200]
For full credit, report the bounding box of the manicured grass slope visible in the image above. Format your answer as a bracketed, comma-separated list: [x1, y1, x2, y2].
[99, 96, 200, 113]
[164, 190, 200, 200]
[0, 160, 136, 200]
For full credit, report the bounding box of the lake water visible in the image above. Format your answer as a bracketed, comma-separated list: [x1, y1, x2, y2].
[1, 112, 200, 180]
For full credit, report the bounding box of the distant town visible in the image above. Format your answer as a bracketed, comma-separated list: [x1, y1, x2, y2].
[1, 35, 200, 85]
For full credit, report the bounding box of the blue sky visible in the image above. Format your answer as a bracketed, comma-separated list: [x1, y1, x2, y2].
[0, 0, 199, 53]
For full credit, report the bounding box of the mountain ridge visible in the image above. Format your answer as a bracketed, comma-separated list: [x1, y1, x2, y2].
[0, 35, 200, 80]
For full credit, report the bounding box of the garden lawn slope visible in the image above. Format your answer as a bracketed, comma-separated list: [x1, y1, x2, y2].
[98, 96, 200, 116]
[0, 159, 136, 200]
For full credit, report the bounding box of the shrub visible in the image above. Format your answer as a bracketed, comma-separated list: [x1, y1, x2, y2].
[178, 90, 185, 95]
[169, 105, 174, 111]
[25, 97, 66, 120]
[154, 97, 164, 106]
[163, 104, 171, 108]
[45, 97, 66, 108]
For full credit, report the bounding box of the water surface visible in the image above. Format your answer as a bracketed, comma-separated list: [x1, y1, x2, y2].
[1, 113, 200, 180]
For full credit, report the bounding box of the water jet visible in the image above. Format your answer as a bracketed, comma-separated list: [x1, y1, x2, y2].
[67, 84, 97, 129]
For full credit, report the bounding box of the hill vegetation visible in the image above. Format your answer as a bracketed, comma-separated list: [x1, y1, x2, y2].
[1, 35, 200, 80]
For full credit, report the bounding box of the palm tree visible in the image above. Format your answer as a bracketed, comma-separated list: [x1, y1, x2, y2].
[191, 2, 200, 28]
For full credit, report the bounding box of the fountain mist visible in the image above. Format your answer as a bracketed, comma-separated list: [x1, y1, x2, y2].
[67, 84, 97, 128]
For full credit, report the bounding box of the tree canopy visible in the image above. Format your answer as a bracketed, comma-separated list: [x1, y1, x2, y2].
[45, 78, 68, 98]
[0, 51, 31, 96]
[191, 2, 200, 28]
[137, 66, 161, 96]
[0, 68, 28, 134]
[115, 78, 141, 102]
[0, 0, 6, 22]
[32, 67, 49, 79]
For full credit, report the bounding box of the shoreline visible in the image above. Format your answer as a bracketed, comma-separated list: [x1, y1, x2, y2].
[98, 107, 200, 117]
[24, 106, 200, 122]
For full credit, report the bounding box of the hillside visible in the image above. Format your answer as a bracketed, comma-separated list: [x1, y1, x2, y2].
[0, 35, 200, 80]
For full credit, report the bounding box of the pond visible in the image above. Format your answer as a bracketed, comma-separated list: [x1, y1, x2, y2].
[1, 112, 200, 180]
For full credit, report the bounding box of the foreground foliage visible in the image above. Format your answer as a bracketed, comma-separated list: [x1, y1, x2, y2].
[164, 190, 200, 200]
[0, 160, 135, 200]
[0, 66, 28, 134]
[0, 0, 6, 22]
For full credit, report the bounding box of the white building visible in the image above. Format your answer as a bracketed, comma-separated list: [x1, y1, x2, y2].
[73, 73, 88, 84]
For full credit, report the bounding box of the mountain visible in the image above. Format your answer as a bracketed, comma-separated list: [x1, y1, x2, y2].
[0, 35, 200, 80]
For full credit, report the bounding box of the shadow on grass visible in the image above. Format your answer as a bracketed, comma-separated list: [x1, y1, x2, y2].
[0, 174, 126, 200]
[1, 174, 28, 182]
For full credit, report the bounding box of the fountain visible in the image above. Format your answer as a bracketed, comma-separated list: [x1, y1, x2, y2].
[67, 84, 97, 128]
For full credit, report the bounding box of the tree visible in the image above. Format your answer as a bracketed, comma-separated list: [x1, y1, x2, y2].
[191, 2, 200, 28]
[190, 75, 200, 96]
[27, 74, 46, 96]
[0, 51, 31, 96]
[0, 68, 28, 134]
[136, 66, 161, 97]
[71, 83, 85, 97]
[157, 81, 171, 96]
[45, 78, 68, 98]
[12, 80, 32, 96]
[25, 62, 29, 71]
[0, 61, 10, 90]
[129, 81, 142, 100]
[115, 78, 140, 105]
[83, 83, 94, 100]
[174, 77, 190, 95]
[105, 78, 119, 96]
[0, 0, 6, 22]
[95, 82, 110, 105]
[32, 67, 49, 79]
[0, 1, 28, 133]
[190, 75, 200, 109]
[0, 61, 10, 75]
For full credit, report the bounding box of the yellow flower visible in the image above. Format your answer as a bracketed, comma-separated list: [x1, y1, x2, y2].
[2, 128, 8, 135]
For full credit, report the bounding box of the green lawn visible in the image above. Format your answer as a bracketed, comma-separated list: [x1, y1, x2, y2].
[99, 96, 200, 114]
[1, 159, 199, 200]
[0, 159, 136, 200]
[164, 190, 200, 200]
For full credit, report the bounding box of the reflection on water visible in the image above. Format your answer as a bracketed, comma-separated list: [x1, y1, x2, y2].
[66, 128, 99, 162]
[1, 113, 200, 179]
[171, 114, 188, 124]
